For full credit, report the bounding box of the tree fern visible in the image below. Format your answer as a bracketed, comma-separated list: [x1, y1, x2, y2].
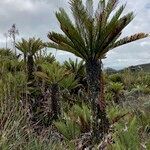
[47, 0, 149, 142]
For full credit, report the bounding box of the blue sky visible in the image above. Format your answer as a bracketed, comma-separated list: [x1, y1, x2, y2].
[0, 0, 149, 69]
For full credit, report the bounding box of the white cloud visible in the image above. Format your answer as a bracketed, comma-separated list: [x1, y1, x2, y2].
[1, 0, 35, 12]
[140, 41, 150, 47]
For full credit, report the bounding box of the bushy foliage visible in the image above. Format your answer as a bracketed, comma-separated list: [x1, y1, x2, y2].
[0, 0, 149, 148]
[1, 48, 150, 149]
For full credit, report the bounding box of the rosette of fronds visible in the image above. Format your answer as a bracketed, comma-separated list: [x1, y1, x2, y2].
[16, 38, 44, 59]
[16, 38, 44, 80]
[35, 62, 79, 90]
[64, 58, 85, 79]
[47, 0, 148, 61]
[0, 48, 22, 73]
[108, 82, 124, 104]
[69, 104, 91, 133]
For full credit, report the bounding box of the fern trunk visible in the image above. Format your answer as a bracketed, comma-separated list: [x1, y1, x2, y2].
[86, 59, 109, 143]
[27, 55, 34, 81]
[51, 83, 60, 120]
[24, 53, 27, 73]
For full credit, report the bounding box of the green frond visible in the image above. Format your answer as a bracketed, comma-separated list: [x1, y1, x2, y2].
[34, 71, 49, 81]
[95, 0, 106, 16]
[59, 74, 79, 90]
[16, 37, 44, 56]
[15, 38, 28, 54]
[86, 0, 93, 18]
[64, 58, 85, 77]
[70, 0, 94, 52]
[55, 8, 88, 59]
[36, 62, 79, 90]
[95, 0, 119, 39]
[94, 4, 126, 55]
[0, 48, 17, 59]
[101, 33, 149, 58]
[37, 62, 67, 83]
[47, 32, 85, 58]
[112, 33, 149, 49]
[48, 32, 71, 45]
[95, 12, 134, 59]
[47, 42, 84, 58]
[108, 4, 126, 27]
[105, 0, 119, 20]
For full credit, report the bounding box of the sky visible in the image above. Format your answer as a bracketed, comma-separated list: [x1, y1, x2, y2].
[0, 0, 150, 69]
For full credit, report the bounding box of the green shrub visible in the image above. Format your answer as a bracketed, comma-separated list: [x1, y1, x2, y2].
[54, 116, 81, 140]
[69, 104, 91, 133]
[108, 73, 123, 83]
[112, 117, 140, 150]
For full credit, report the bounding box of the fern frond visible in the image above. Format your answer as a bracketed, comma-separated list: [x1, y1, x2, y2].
[47, 42, 84, 58]
[55, 8, 88, 59]
[112, 33, 149, 49]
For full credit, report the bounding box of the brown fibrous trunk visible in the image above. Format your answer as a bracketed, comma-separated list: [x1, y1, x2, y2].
[50, 83, 61, 120]
[85, 59, 110, 143]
